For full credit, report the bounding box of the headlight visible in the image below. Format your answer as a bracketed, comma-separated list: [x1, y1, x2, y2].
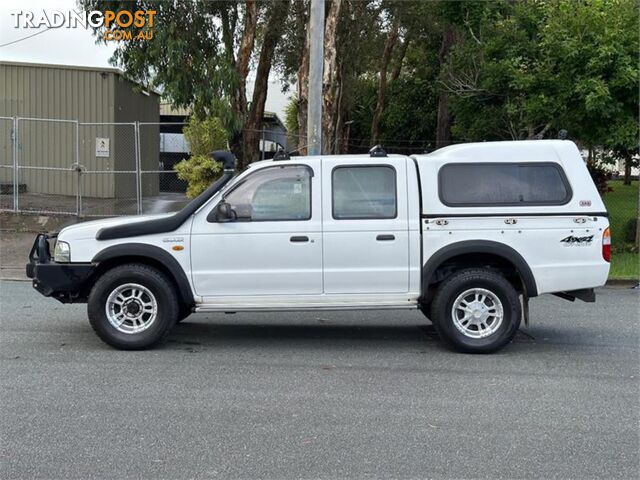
[54, 241, 71, 263]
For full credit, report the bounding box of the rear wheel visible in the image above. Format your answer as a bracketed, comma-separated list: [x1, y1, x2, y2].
[88, 264, 178, 349]
[430, 268, 521, 353]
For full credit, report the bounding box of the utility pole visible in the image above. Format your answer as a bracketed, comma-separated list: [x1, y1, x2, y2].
[307, 0, 324, 156]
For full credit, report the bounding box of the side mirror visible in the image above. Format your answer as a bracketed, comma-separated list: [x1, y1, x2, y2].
[207, 201, 238, 223]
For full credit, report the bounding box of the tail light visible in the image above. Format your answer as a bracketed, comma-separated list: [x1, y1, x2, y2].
[602, 227, 611, 262]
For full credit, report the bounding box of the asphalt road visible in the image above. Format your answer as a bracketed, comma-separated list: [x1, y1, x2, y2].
[1, 281, 638, 480]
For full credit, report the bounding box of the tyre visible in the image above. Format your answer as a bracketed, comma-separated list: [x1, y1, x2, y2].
[88, 263, 179, 350]
[430, 268, 521, 353]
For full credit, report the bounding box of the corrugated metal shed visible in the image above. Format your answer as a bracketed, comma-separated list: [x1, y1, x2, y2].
[0, 61, 159, 198]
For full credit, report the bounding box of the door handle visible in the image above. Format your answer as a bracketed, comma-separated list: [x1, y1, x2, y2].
[376, 234, 395, 241]
[290, 235, 309, 243]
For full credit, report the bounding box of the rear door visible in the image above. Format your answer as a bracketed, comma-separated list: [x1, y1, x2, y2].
[321, 157, 410, 294]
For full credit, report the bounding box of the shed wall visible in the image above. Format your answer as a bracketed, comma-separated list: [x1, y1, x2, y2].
[0, 62, 159, 199]
[0, 63, 116, 197]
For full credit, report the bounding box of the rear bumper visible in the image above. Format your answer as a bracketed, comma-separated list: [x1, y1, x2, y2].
[26, 234, 95, 303]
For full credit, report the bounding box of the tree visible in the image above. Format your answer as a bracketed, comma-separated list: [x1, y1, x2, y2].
[369, 1, 430, 146]
[442, 0, 639, 151]
[276, 0, 389, 154]
[322, 0, 343, 153]
[540, 0, 639, 184]
[82, 0, 291, 170]
[283, 96, 300, 151]
[371, 19, 399, 145]
[239, 0, 292, 165]
[174, 117, 228, 198]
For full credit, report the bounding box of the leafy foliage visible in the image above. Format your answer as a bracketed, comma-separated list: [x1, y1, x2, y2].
[82, 0, 291, 169]
[174, 117, 227, 198]
[283, 97, 299, 150]
[82, 0, 637, 170]
[349, 75, 438, 154]
[81, 0, 234, 119]
[441, 0, 639, 148]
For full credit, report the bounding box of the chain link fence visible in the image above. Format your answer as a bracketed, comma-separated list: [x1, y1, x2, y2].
[0, 117, 199, 217]
[15, 118, 80, 215]
[0, 117, 293, 218]
[0, 117, 14, 211]
[139, 122, 190, 215]
[79, 122, 139, 217]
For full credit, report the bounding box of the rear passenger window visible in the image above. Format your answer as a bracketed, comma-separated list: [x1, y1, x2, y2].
[332, 166, 397, 219]
[439, 163, 571, 206]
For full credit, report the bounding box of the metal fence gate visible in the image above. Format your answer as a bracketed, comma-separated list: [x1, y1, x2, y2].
[0, 117, 15, 211]
[1, 116, 291, 218]
[0, 117, 193, 217]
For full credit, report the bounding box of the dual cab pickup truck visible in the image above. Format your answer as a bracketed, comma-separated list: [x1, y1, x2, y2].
[27, 140, 610, 353]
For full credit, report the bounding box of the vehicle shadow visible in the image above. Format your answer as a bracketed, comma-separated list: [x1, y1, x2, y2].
[162, 315, 540, 353]
[166, 320, 442, 350]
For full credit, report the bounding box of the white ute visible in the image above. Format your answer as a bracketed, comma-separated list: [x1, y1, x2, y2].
[27, 140, 611, 353]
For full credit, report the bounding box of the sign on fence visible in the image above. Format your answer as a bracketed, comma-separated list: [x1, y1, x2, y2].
[95, 137, 110, 157]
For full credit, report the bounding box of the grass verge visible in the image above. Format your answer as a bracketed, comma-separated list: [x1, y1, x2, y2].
[609, 251, 639, 281]
[603, 180, 638, 280]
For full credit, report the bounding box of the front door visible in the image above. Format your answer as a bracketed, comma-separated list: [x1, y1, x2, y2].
[190, 162, 322, 297]
[321, 157, 410, 294]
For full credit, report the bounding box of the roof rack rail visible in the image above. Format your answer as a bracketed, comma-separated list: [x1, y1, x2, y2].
[273, 147, 291, 161]
[369, 145, 387, 157]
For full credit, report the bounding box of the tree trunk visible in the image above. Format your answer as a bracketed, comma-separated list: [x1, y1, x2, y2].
[436, 26, 456, 149]
[370, 22, 399, 146]
[296, 10, 311, 155]
[228, 131, 243, 164]
[322, 0, 342, 154]
[390, 37, 410, 82]
[225, 0, 257, 124]
[333, 69, 345, 154]
[624, 157, 632, 185]
[241, 0, 291, 170]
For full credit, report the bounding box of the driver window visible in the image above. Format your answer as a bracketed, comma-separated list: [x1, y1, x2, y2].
[224, 165, 312, 221]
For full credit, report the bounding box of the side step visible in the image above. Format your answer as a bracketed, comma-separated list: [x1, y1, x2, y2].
[196, 302, 419, 313]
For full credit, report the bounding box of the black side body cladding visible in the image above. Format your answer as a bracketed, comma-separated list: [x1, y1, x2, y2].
[96, 151, 236, 241]
[422, 240, 538, 297]
[92, 243, 194, 307]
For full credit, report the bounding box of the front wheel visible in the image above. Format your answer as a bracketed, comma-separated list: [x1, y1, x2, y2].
[88, 264, 179, 350]
[430, 269, 521, 353]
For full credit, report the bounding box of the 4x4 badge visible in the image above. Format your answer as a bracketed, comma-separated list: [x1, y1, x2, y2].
[560, 234, 594, 245]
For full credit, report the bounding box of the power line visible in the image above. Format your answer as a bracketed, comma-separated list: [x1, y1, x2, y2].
[0, 27, 54, 48]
